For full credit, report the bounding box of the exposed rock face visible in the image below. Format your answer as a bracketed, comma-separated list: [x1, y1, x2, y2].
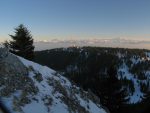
[0, 48, 28, 75]
[0, 48, 38, 103]
[0, 48, 107, 113]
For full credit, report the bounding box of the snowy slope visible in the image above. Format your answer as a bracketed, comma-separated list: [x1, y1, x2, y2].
[117, 52, 150, 103]
[118, 63, 144, 103]
[0, 51, 107, 113]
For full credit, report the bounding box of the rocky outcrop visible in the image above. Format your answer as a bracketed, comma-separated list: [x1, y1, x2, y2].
[0, 48, 28, 75]
[0, 48, 107, 113]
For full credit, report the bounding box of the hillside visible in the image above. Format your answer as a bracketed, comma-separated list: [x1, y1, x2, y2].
[35, 47, 150, 113]
[0, 48, 107, 113]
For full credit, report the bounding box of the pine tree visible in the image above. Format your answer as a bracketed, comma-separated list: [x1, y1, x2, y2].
[141, 91, 150, 113]
[99, 65, 129, 113]
[4, 24, 34, 60]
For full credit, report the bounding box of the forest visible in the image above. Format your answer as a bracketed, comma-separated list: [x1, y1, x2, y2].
[35, 47, 150, 113]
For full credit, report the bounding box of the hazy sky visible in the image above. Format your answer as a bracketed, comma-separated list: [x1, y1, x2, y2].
[0, 0, 150, 49]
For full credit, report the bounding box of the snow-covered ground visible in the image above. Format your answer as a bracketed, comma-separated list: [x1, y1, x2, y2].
[118, 63, 144, 103]
[118, 52, 150, 103]
[0, 51, 107, 113]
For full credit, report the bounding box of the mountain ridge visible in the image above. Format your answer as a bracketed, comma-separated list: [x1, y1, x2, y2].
[0, 48, 107, 113]
[34, 47, 150, 104]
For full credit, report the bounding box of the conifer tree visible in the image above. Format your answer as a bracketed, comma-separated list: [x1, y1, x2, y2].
[4, 24, 34, 60]
[141, 90, 150, 112]
[99, 65, 129, 113]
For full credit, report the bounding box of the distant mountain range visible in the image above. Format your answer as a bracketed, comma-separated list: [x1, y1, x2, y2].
[34, 38, 150, 50]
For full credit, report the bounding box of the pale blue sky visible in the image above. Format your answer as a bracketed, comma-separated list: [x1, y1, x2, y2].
[0, 0, 150, 42]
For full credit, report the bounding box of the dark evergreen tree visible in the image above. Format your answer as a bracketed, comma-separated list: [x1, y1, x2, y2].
[98, 65, 129, 113]
[4, 24, 34, 60]
[141, 91, 150, 113]
[3, 40, 10, 49]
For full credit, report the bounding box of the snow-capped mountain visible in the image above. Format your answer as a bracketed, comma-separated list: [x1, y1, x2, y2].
[0, 48, 107, 113]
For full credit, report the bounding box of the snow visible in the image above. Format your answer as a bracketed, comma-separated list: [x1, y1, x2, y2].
[1, 97, 14, 112]
[22, 101, 48, 113]
[50, 101, 68, 113]
[76, 94, 106, 113]
[130, 57, 141, 65]
[118, 63, 144, 103]
[11, 55, 107, 113]
[88, 101, 106, 113]
[17, 56, 55, 78]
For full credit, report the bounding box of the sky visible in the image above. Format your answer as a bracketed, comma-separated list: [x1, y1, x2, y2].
[0, 0, 150, 49]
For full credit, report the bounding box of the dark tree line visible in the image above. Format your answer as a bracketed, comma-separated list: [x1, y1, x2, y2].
[98, 65, 129, 113]
[3, 24, 34, 60]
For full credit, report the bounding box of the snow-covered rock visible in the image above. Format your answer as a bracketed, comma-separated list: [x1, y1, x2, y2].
[0, 49, 107, 113]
